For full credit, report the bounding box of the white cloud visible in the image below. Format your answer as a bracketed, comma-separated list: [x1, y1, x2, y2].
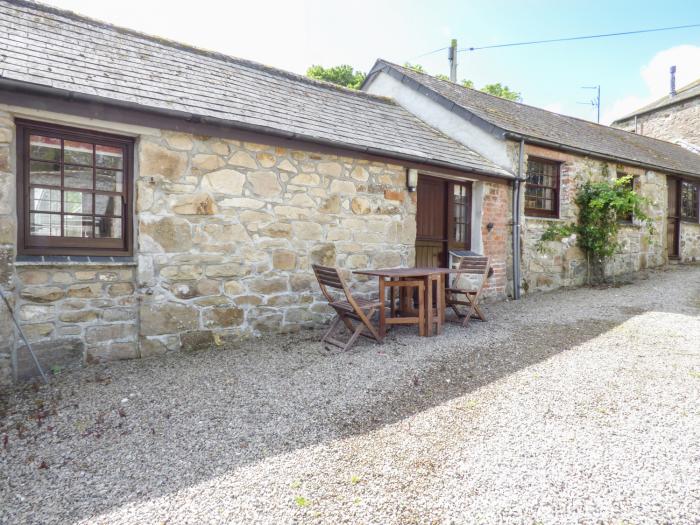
[603, 45, 700, 124]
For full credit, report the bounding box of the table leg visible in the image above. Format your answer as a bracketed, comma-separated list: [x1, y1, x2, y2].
[378, 277, 386, 339]
[425, 275, 433, 336]
[436, 274, 445, 335]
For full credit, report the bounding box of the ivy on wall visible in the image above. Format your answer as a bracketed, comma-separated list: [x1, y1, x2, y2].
[536, 175, 654, 284]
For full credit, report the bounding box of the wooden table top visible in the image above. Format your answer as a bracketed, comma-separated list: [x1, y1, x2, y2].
[354, 267, 468, 278]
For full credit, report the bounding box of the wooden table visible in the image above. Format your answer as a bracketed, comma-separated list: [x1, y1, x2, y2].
[355, 267, 462, 338]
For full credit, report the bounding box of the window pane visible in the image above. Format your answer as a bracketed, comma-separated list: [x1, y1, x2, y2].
[95, 195, 122, 216]
[29, 188, 61, 212]
[64, 215, 93, 238]
[95, 169, 123, 192]
[64, 191, 93, 214]
[64, 140, 93, 165]
[95, 216, 122, 239]
[29, 161, 61, 187]
[96, 144, 123, 169]
[30, 212, 61, 236]
[29, 135, 61, 162]
[64, 165, 93, 189]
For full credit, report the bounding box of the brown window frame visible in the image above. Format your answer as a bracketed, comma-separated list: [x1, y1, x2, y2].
[680, 180, 699, 223]
[525, 157, 560, 218]
[16, 119, 134, 256]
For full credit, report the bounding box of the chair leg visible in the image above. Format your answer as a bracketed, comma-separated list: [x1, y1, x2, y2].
[321, 315, 343, 344]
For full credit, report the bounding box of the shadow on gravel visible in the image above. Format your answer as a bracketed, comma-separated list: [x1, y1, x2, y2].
[1, 267, 699, 523]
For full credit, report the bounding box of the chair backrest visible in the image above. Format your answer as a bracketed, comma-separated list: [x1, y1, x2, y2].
[456, 255, 491, 276]
[312, 264, 351, 303]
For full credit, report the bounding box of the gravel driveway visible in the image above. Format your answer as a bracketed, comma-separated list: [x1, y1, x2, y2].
[1, 265, 699, 524]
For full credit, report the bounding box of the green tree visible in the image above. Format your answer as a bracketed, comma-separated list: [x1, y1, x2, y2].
[306, 64, 366, 90]
[480, 82, 521, 101]
[403, 62, 426, 73]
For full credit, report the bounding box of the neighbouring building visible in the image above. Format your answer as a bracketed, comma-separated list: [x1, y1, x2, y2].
[362, 61, 700, 294]
[0, 0, 514, 383]
[612, 68, 700, 153]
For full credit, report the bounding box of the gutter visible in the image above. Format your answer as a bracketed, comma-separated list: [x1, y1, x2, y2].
[503, 131, 700, 180]
[512, 139, 526, 300]
[0, 78, 514, 182]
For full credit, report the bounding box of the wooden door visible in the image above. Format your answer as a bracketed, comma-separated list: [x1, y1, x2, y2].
[667, 177, 680, 259]
[415, 175, 472, 267]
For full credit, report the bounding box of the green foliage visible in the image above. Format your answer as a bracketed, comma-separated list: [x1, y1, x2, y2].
[403, 62, 426, 73]
[461, 79, 475, 89]
[294, 496, 311, 507]
[480, 82, 521, 101]
[537, 175, 654, 283]
[306, 64, 366, 90]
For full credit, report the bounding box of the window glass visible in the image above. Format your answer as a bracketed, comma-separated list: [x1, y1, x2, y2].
[18, 121, 132, 255]
[525, 158, 559, 217]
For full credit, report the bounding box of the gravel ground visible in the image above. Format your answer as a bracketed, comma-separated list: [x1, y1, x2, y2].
[1, 265, 699, 525]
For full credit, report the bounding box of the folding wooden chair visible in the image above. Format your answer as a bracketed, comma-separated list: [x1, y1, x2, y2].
[312, 264, 383, 351]
[445, 255, 491, 327]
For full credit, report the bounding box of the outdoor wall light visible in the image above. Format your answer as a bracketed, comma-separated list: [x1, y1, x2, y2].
[487, 222, 494, 232]
[407, 168, 418, 192]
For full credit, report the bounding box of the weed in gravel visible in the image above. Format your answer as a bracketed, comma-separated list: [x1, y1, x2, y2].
[294, 496, 311, 507]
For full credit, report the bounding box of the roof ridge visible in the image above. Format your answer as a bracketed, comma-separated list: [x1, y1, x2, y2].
[613, 77, 700, 122]
[378, 59, 700, 152]
[4, 0, 397, 105]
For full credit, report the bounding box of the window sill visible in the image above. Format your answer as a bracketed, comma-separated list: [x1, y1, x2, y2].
[14, 255, 137, 268]
[524, 215, 563, 222]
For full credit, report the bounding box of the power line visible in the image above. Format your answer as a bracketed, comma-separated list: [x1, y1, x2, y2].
[458, 22, 700, 52]
[409, 45, 449, 61]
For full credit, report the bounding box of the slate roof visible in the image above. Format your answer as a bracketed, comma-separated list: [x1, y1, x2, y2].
[367, 60, 700, 178]
[0, 1, 512, 179]
[612, 78, 700, 123]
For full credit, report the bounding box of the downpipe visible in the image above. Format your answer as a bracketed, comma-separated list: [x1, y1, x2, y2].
[512, 139, 526, 300]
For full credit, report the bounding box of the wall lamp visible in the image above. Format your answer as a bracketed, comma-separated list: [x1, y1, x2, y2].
[407, 168, 418, 192]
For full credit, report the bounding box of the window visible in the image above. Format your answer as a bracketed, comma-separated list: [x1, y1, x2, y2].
[525, 157, 560, 217]
[617, 172, 635, 223]
[681, 181, 699, 222]
[17, 120, 133, 256]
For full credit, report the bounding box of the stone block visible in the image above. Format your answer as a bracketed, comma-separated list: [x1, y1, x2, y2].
[205, 263, 251, 278]
[202, 169, 246, 195]
[108, 282, 135, 297]
[248, 276, 288, 294]
[86, 323, 137, 344]
[67, 283, 102, 298]
[18, 270, 49, 285]
[141, 217, 193, 252]
[330, 180, 356, 194]
[180, 330, 215, 352]
[21, 286, 65, 303]
[59, 310, 99, 323]
[23, 322, 54, 340]
[87, 342, 139, 363]
[249, 170, 281, 197]
[140, 302, 199, 335]
[310, 244, 336, 266]
[273, 250, 297, 270]
[171, 193, 217, 215]
[292, 221, 323, 240]
[203, 306, 244, 328]
[228, 150, 258, 169]
[140, 337, 168, 358]
[140, 142, 188, 182]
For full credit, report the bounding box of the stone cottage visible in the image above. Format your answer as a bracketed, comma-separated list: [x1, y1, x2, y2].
[612, 72, 700, 152]
[362, 61, 700, 294]
[0, 1, 515, 383]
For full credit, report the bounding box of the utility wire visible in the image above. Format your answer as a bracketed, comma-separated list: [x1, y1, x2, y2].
[459, 22, 700, 52]
[409, 45, 449, 61]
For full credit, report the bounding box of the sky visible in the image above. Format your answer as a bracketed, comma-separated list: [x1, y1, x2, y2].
[41, 0, 700, 125]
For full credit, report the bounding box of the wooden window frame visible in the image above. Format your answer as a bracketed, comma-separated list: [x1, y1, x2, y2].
[525, 157, 560, 218]
[680, 180, 699, 223]
[16, 119, 134, 256]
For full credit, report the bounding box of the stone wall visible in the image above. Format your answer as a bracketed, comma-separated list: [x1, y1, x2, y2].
[13, 263, 138, 379]
[135, 131, 417, 353]
[0, 111, 16, 385]
[680, 222, 700, 263]
[519, 144, 667, 293]
[613, 97, 700, 149]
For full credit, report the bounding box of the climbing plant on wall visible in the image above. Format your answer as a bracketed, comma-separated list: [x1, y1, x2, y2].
[536, 175, 654, 284]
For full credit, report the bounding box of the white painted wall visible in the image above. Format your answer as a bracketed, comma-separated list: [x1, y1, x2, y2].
[364, 72, 512, 170]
